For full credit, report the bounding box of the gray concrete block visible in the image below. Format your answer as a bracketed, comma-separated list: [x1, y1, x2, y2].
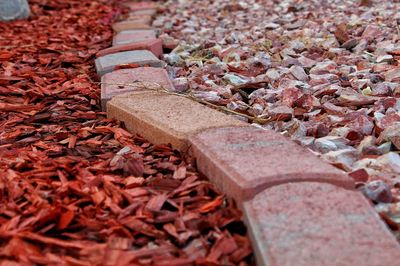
[0, 0, 30, 21]
[95, 50, 162, 77]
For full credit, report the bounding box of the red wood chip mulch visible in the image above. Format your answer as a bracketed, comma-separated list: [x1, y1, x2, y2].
[0, 1, 254, 265]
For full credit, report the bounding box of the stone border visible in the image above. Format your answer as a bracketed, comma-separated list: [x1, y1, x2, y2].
[95, 2, 400, 265]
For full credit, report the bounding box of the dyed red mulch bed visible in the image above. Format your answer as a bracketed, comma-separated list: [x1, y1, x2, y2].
[0, 1, 253, 265]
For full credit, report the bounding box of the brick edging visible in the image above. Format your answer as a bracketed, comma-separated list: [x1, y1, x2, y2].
[94, 2, 400, 265]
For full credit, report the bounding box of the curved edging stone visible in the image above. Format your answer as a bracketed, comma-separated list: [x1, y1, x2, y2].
[243, 182, 400, 266]
[188, 126, 354, 201]
[96, 39, 163, 58]
[113, 29, 157, 46]
[106, 91, 245, 151]
[112, 20, 152, 32]
[100, 67, 174, 111]
[121, 1, 158, 12]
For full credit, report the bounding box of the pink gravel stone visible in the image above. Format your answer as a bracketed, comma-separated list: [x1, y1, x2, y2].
[362, 25, 382, 40]
[243, 182, 400, 266]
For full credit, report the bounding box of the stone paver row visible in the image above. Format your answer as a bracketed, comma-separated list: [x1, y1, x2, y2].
[93, 2, 400, 265]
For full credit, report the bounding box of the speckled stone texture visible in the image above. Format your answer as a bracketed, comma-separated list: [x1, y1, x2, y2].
[106, 91, 245, 151]
[122, 1, 157, 12]
[130, 9, 157, 17]
[113, 29, 157, 46]
[101, 67, 174, 111]
[0, 0, 30, 21]
[96, 39, 163, 58]
[189, 126, 353, 201]
[112, 20, 152, 32]
[95, 50, 162, 77]
[243, 182, 400, 266]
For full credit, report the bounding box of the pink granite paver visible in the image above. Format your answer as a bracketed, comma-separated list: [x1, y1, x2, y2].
[113, 29, 157, 46]
[189, 126, 353, 201]
[243, 182, 400, 266]
[107, 92, 245, 151]
[112, 20, 152, 32]
[122, 1, 157, 12]
[101, 67, 174, 111]
[97, 39, 163, 58]
[130, 9, 157, 17]
[125, 14, 153, 24]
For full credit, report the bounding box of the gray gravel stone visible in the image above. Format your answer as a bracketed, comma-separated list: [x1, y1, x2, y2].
[0, 0, 30, 21]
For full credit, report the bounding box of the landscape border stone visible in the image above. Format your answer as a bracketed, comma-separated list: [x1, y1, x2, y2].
[100, 67, 175, 111]
[113, 29, 157, 46]
[96, 39, 163, 58]
[243, 182, 400, 266]
[189, 126, 354, 201]
[121, 1, 158, 12]
[106, 91, 246, 151]
[95, 50, 162, 77]
[112, 20, 152, 32]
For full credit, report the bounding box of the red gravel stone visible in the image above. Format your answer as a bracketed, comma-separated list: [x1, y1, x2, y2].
[113, 29, 157, 46]
[189, 126, 353, 201]
[101, 67, 174, 111]
[96, 39, 163, 58]
[112, 20, 152, 32]
[243, 182, 400, 266]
